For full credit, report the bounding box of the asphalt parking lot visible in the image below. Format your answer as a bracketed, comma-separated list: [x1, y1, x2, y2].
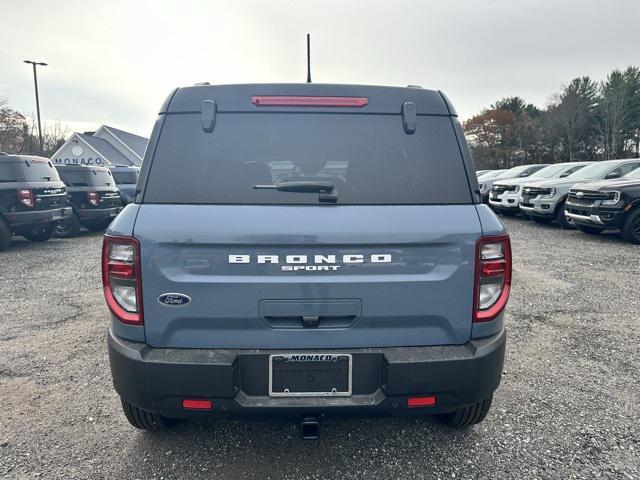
[0, 219, 639, 480]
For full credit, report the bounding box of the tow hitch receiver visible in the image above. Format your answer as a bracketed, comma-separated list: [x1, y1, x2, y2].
[301, 415, 321, 440]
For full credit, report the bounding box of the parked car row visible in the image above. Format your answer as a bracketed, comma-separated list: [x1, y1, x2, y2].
[479, 158, 640, 244]
[0, 153, 139, 250]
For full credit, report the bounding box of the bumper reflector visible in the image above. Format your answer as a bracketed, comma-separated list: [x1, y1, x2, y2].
[182, 399, 213, 410]
[407, 396, 437, 408]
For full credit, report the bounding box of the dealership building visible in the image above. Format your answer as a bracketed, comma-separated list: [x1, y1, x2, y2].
[51, 125, 148, 167]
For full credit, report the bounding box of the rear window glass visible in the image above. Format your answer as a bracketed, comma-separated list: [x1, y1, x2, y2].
[143, 114, 472, 205]
[59, 170, 89, 186]
[112, 171, 138, 184]
[21, 159, 61, 182]
[0, 163, 17, 182]
[59, 168, 114, 187]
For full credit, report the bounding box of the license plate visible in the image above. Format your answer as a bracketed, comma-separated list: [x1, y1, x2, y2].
[269, 353, 352, 397]
[51, 209, 65, 220]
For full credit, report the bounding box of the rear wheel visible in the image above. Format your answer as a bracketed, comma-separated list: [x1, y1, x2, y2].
[556, 200, 573, 229]
[23, 225, 54, 242]
[121, 399, 175, 431]
[55, 213, 81, 238]
[621, 209, 640, 244]
[437, 395, 493, 428]
[577, 225, 604, 235]
[0, 217, 11, 251]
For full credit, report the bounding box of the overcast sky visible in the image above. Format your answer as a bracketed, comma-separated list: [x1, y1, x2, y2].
[1, 0, 639, 137]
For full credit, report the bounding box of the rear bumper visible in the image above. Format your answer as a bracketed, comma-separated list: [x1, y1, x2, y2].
[77, 207, 122, 222]
[9, 206, 72, 229]
[108, 327, 506, 418]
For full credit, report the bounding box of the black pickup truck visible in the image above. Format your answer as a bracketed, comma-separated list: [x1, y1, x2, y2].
[54, 165, 123, 237]
[0, 153, 71, 250]
[565, 167, 640, 243]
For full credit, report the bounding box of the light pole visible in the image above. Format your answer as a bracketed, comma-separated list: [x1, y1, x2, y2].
[23, 60, 47, 155]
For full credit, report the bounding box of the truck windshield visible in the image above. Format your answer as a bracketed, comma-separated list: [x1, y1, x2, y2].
[532, 163, 572, 178]
[21, 159, 61, 182]
[568, 162, 621, 180]
[495, 165, 532, 179]
[478, 170, 505, 180]
[143, 113, 472, 205]
[623, 167, 640, 178]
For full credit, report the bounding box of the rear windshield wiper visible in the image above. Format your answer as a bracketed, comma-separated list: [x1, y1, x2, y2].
[254, 181, 337, 203]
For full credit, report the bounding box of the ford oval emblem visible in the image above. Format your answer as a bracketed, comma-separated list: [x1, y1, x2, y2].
[158, 293, 191, 306]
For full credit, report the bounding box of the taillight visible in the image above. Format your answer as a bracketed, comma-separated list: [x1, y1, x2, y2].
[251, 96, 368, 108]
[87, 191, 100, 207]
[474, 235, 512, 322]
[102, 235, 143, 325]
[17, 189, 35, 208]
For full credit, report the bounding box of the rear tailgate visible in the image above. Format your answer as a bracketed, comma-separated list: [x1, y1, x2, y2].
[32, 183, 68, 210]
[98, 189, 123, 208]
[135, 205, 480, 349]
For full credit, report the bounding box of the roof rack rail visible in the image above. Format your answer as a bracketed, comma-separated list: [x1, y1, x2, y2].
[194, 82, 211, 86]
[406, 85, 423, 89]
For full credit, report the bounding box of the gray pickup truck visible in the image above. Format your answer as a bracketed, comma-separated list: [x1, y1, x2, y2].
[103, 84, 511, 438]
[520, 159, 640, 228]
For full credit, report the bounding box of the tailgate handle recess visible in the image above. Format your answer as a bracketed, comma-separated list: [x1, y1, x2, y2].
[264, 315, 358, 329]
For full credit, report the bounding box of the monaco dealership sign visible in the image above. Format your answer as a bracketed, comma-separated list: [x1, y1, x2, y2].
[53, 156, 105, 165]
[52, 140, 108, 166]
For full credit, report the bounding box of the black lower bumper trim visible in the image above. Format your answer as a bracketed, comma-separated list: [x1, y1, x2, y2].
[9, 207, 72, 228]
[78, 207, 121, 222]
[108, 327, 506, 418]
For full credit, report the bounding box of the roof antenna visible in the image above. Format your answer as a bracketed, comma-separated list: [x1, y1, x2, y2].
[306, 33, 312, 83]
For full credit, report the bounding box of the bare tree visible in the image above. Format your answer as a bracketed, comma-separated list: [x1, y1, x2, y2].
[22, 112, 70, 156]
[0, 97, 28, 153]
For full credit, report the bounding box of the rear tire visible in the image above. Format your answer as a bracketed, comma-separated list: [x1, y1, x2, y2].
[121, 399, 175, 431]
[556, 200, 573, 229]
[0, 217, 11, 251]
[23, 225, 54, 242]
[438, 395, 493, 428]
[577, 225, 604, 235]
[55, 213, 81, 238]
[532, 216, 553, 225]
[621, 209, 640, 245]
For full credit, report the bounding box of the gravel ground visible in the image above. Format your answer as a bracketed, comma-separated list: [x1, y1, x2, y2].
[0, 219, 638, 480]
